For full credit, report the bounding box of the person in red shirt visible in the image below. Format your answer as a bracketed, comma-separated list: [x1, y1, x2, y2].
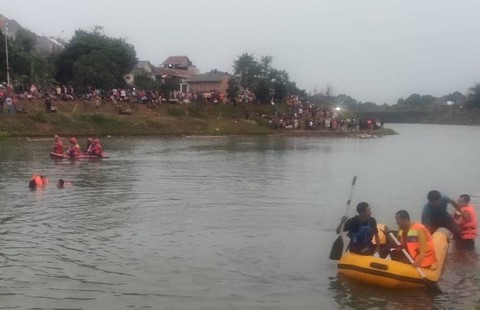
[52, 134, 64, 154]
[89, 139, 103, 156]
[66, 137, 80, 158]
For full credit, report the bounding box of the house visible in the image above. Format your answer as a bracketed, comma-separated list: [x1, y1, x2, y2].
[431, 91, 468, 107]
[187, 70, 230, 93]
[156, 56, 199, 92]
[124, 61, 156, 85]
[161, 56, 199, 74]
[0, 14, 63, 52]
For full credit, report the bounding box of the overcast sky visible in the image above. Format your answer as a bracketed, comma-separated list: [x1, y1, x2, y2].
[1, 0, 480, 104]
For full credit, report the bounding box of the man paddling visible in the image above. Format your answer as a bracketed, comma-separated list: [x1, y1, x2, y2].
[336, 202, 380, 255]
[52, 134, 63, 154]
[66, 137, 80, 158]
[85, 137, 93, 153]
[89, 139, 103, 156]
[392, 210, 437, 268]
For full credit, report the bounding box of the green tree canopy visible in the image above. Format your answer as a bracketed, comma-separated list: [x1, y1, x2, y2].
[232, 53, 303, 103]
[233, 53, 259, 90]
[226, 76, 240, 102]
[0, 28, 57, 90]
[56, 27, 137, 91]
[134, 73, 159, 91]
[72, 50, 118, 91]
[403, 94, 437, 109]
[467, 83, 480, 108]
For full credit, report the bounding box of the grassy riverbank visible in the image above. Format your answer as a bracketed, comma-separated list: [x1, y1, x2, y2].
[0, 100, 273, 137]
[0, 99, 395, 138]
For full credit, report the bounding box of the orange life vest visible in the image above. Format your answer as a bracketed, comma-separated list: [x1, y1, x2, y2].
[453, 204, 478, 240]
[32, 175, 43, 187]
[31, 175, 47, 187]
[53, 141, 64, 154]
[399, 222, 437, 268]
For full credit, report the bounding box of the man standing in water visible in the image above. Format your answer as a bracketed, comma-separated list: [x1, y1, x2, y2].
[452, 194, 478, 250]
[421, 190, 465, 239]
[336, 202, 381, 255]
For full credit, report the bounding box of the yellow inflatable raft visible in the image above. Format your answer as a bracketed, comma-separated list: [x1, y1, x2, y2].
[337, 225, 450, 289]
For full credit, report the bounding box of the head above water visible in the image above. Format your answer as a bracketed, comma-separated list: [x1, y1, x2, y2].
[28, 180, 36, 189]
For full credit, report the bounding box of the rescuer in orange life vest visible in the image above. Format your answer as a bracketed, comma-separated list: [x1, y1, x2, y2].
[453, 194, 478, 250]
[66, 137, 81, 158]
[88, 138, 103, 156]
[391, 210, 437, 269]
[52, 134, 64, 154]
[85, 137, 94, 153]
[29, 175, 48, 190]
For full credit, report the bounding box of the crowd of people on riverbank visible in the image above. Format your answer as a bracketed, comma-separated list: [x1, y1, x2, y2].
[267, 98, 384, 131]
[1, 83, 384, 132]
[1, 83, 229, 107]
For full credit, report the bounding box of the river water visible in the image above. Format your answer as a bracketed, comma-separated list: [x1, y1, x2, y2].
[0, 124, 479, 309]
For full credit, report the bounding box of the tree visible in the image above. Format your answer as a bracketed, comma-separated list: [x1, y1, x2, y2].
[232, 53, 305, 104]
[56, 27, 137, 91]
[134, 74, 158, 91]
[336, 94, 358, 111]
[0, 28, 58, 90]
[226, 76, 240, 102]
[466, 83, 480, 108]
[233, 53, 260, 90]
[72, 50, 118, 92]
[0, 29, 5, 80]
[254, 79, 270, 103]
[14, 28, 36, 52]
[308, 84, 335, 106]
[268, 69, 289, 102]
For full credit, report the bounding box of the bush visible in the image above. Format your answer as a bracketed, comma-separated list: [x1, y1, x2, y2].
[167, 106, 185, 118]
[29, 111, 48, 123]
[187, 105, 207, 118]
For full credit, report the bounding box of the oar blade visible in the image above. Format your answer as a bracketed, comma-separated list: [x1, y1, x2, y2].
[329, 235, 344, 260]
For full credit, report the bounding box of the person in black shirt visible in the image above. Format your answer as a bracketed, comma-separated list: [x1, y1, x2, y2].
[336, 202, 380, 255]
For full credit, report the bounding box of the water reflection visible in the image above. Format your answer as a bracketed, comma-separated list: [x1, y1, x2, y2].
[330, 275, 437, 310]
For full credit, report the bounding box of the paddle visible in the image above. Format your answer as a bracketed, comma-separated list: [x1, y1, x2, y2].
[388, 232, 442, 293]
[329, 176, 357, 260]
